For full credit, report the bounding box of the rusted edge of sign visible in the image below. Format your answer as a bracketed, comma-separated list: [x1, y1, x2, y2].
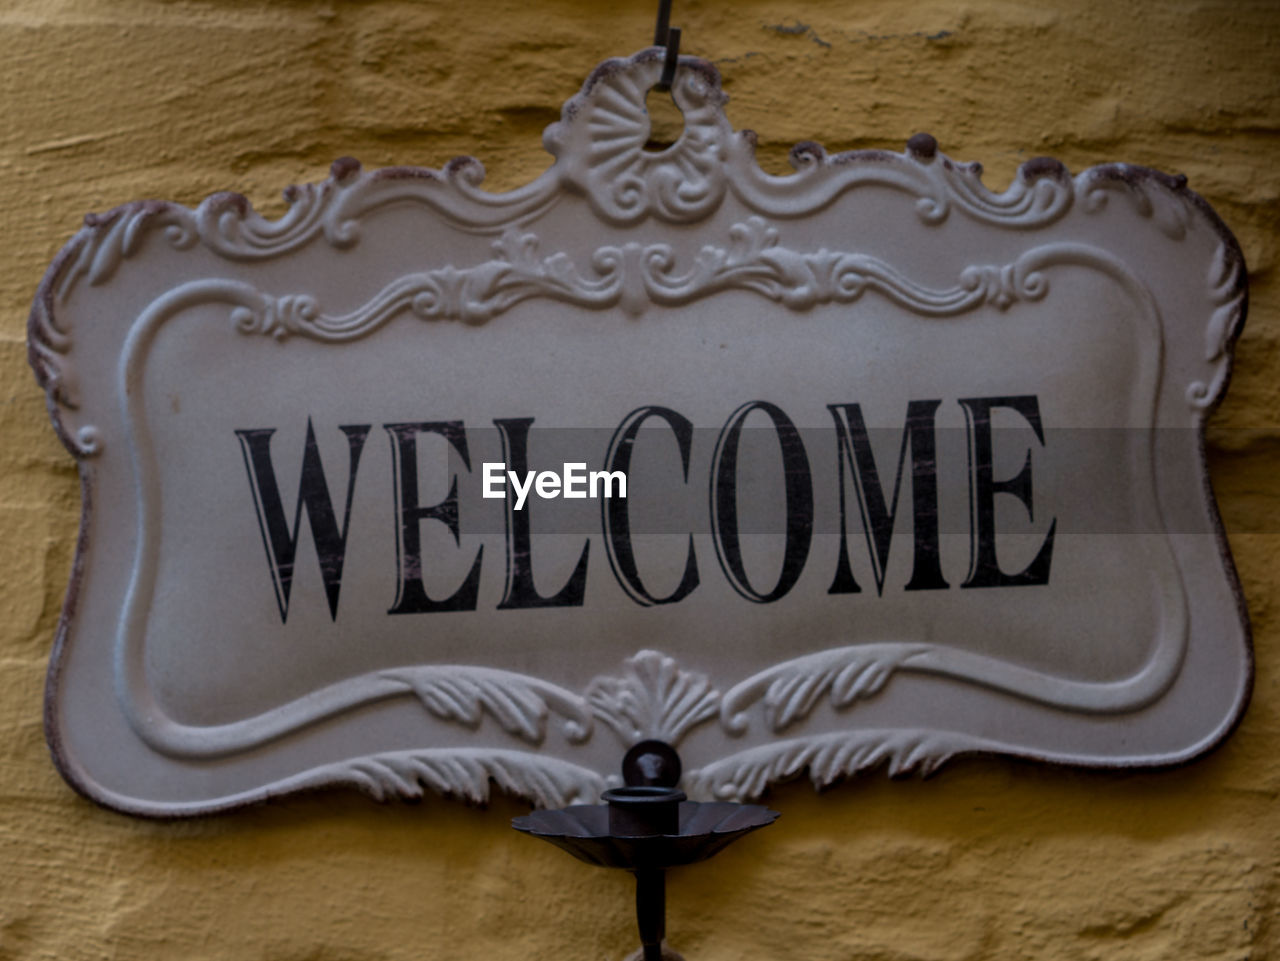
[27, 48, 1252, 815]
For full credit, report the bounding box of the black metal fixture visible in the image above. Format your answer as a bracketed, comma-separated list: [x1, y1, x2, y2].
[652, 0, 681, 92]
[512, 740, 779, 960]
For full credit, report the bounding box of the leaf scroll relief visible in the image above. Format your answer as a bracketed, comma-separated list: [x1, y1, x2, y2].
[1189, 235, 1248, 409]
[719, 644, 933, 736]
[379, 666, 594, 744]
[299, 749, 607, 809]
[682, 730, 1002, 803]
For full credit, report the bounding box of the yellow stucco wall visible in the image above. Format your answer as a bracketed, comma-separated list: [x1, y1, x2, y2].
[2, 1, 1278, 958]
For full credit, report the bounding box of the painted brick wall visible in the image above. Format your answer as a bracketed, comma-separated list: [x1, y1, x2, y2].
[1, 1, 1276, 958]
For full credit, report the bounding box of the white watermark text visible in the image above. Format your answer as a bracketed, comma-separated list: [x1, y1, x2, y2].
[482, 462, 626, 510]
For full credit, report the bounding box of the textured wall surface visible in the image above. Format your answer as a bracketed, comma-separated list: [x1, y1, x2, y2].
[2, 1, 1278, 958]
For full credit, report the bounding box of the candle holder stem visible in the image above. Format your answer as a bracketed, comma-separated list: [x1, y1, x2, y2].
[635, 868, 666, 961]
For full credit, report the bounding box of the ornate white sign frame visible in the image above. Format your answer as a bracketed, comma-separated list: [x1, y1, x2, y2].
[29, 50, 1251, 816]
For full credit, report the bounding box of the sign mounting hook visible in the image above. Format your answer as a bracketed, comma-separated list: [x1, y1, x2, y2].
[653, 0, 681, 92]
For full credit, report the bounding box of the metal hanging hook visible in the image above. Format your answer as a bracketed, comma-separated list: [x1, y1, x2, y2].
[653, 0, 681, 93]
[653, 0, 672, 45]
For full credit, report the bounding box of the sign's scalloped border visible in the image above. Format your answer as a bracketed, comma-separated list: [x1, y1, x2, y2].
[27, 49, 1253, 817]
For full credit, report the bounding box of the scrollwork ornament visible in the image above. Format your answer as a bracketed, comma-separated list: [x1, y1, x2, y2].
[220, 220, 1067, 343]
[545, 50, 733, 225]
[683, 730, 996, 802]
[31, 50, 1239, 423]
[586, 650, 720, 746]
[1188, 240, 1247, 410]
[380, 666, 593, 744]
[1079, 165, 1192, 240]
[305, 749, 606, 808]
[720, 645, 931, 736]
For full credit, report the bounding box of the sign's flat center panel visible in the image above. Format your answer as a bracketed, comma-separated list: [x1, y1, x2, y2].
[142, 274, 1143, 708]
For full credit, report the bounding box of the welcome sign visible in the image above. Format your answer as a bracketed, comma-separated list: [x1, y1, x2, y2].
[29, 50, 1251, 816]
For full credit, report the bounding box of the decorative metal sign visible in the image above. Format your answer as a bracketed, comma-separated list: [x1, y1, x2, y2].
[29, 50, 1251, 817]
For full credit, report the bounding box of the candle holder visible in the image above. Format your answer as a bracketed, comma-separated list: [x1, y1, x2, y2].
[512, 741, 779, 960]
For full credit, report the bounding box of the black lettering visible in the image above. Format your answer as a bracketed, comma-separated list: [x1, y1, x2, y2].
[493, 418, 590, 609]
[958, 395, 1056, 588]
[827, 401, 949, 595]
[603, 406, 699, 606]
[236, 419, 369, 622]
[384, 422, 483, 614]
[711, 401, 813, 603]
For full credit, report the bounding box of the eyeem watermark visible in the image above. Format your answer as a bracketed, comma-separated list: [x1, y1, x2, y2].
[483, 462, 627, 511]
